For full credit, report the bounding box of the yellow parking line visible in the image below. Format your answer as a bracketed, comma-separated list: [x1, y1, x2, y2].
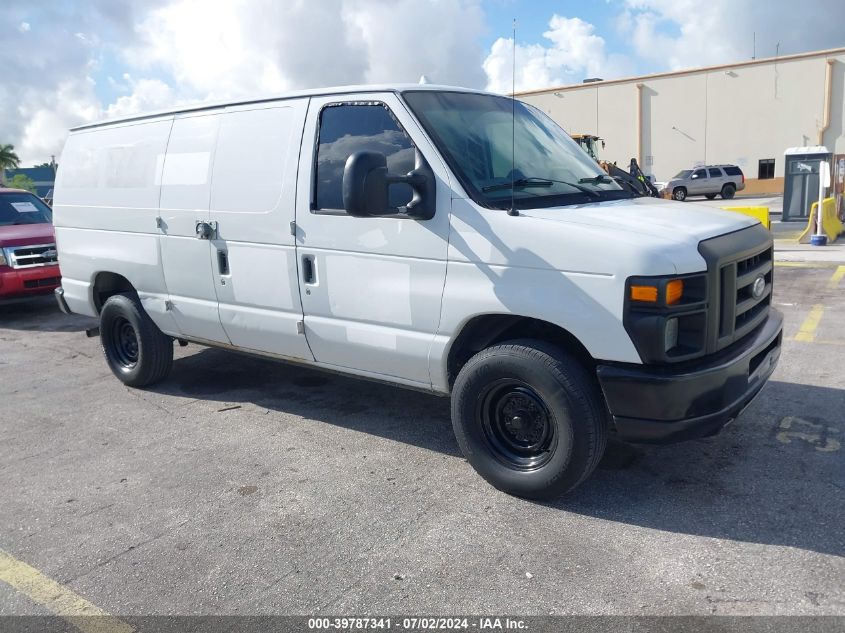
[828, 265, 845, 290]
[0, 548, 133, 633]
[774, 261, 840, 269]
[794, 304, 825, 342]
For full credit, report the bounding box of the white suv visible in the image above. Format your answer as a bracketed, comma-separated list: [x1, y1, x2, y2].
[52, 85, 781, 499]
[664, 164, 746, 201]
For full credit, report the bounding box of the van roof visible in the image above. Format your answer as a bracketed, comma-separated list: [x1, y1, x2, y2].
[71, 83, 496, 131]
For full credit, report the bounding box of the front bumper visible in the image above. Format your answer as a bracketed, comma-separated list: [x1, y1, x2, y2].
[0, 265, 62, 301]
[596, 308, 783, 443]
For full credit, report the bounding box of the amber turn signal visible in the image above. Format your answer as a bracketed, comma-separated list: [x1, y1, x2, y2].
[630, 285, 659, 302]
[666, 279, 684, 305]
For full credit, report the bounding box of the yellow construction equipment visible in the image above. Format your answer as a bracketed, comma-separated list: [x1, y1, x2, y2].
[571, 133, 660, 198]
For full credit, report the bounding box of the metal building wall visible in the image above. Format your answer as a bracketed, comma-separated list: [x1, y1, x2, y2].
[519, 48, 845, 193]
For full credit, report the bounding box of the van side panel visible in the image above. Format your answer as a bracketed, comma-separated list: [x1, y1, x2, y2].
[158, 111, 231, 343]
[209, 100, 313, 360]
[428, 198, 648, 392]
[53, 118, 175, 322]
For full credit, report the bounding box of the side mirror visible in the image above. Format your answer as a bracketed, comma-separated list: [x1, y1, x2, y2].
[691, 174, 699, 179]
[342, 149, 436, 220]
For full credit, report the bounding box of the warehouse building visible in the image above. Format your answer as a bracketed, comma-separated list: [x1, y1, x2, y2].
[516, 47, 845, 197]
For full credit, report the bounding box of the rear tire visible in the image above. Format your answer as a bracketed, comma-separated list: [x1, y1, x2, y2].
[721, 184, 736, 199]
[100, 293, 173, 387]
[705, 193, 717, 200]
[672, 187, 687, 201]
[451, 339, 608, 499]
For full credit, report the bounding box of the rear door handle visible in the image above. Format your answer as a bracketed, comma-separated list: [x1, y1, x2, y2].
[196, 220, 217, 240]
[301, 255, 316, 284]
[217, 249, 229, 275]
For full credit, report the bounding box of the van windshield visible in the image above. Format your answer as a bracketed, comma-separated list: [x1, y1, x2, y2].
[674, 170, 693, 179]
[402, 90, 633, 210]
[0, 192, 53, 226]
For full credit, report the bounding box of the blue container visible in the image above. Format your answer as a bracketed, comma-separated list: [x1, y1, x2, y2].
[810, 234, 828, 246]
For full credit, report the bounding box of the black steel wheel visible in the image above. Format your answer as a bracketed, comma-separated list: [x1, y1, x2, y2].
[477, 379, 557, 470]
[451, 339, 608, 499]
[100, 293, 173, 387]
[110, 317, 140, 368]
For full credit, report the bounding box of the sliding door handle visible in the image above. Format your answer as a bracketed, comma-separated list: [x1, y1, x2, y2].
[217, 249, 229, 275]
[301, 255, 316, 284]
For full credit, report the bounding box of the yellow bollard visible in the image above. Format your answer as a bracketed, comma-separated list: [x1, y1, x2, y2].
[797, 197, 843, 243]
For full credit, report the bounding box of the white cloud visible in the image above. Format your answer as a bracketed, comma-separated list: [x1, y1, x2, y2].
[104, 77, 178, 119]
[483, 15, 634, 93]
[345, 0, 486, 87]
[623, 0, 845, 70]
[126, 0, 485, 99]
[1, 0, 842, 165]
[1, 0, 487, 165]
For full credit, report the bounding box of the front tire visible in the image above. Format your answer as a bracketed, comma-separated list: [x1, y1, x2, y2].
[672, 187, 687, 201]
[100, 293, 173, 387]
[451, 340, 608, 499]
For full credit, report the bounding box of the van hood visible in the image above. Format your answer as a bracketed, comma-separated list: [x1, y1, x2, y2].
[520, 196, 757, 244]
[0, 223, 56, 248]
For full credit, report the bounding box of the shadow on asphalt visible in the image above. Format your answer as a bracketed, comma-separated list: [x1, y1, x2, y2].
[0, 295, 96, 332]
[154, 346, 845, 558]
[558, 379, 844, 558]
[160, 345, 460, 457]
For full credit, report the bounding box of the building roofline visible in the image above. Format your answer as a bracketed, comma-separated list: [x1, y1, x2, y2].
[513, 46, 845, 96]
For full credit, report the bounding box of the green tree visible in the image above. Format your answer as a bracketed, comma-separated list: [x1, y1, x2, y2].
[0, 144, 21, 171]
[8, 174, 37, 193]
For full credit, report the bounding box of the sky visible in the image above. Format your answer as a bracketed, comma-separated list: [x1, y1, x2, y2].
[2, 0, 843, 165]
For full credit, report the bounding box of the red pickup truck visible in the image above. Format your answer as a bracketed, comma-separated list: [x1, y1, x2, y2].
[0, 188, 61, 301]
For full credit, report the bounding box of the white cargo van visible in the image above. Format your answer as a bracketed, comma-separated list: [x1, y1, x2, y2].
[53, 85, 782, 498]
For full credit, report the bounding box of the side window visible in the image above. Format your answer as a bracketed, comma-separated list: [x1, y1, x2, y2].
[692, 169, 707, 179]
[314, 103, 415, 213]
[708, 168, 723, 178]
[724, 166, 742, 177]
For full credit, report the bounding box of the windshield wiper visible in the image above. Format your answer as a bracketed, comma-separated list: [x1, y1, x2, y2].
[483, 177, 600, 197]
[482, 177, 552, 192]
[579, 174, 615, 185]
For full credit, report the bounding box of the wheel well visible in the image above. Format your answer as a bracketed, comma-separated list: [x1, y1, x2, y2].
[92, 272, 135, 313]
[447, 315, 595, 388]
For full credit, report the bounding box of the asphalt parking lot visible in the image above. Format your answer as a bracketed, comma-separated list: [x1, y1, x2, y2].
[0, 263, 843, 619]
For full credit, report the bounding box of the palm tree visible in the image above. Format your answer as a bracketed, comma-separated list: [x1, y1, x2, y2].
[0, 144, 21, 171]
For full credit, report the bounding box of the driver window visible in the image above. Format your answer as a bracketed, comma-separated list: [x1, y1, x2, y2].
[314, 103, 415, 213]
[692, 169, 707, 179]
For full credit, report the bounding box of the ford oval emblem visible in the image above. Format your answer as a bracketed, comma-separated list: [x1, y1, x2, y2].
[752, 275, 766, 299]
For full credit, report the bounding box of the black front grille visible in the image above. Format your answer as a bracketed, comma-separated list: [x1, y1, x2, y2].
[699, 225, 773, 355]
[717, 247, 772, 349]
[23, 277, 61, 289]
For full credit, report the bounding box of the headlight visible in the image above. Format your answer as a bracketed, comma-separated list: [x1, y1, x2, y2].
[624, 274, 708, 363]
